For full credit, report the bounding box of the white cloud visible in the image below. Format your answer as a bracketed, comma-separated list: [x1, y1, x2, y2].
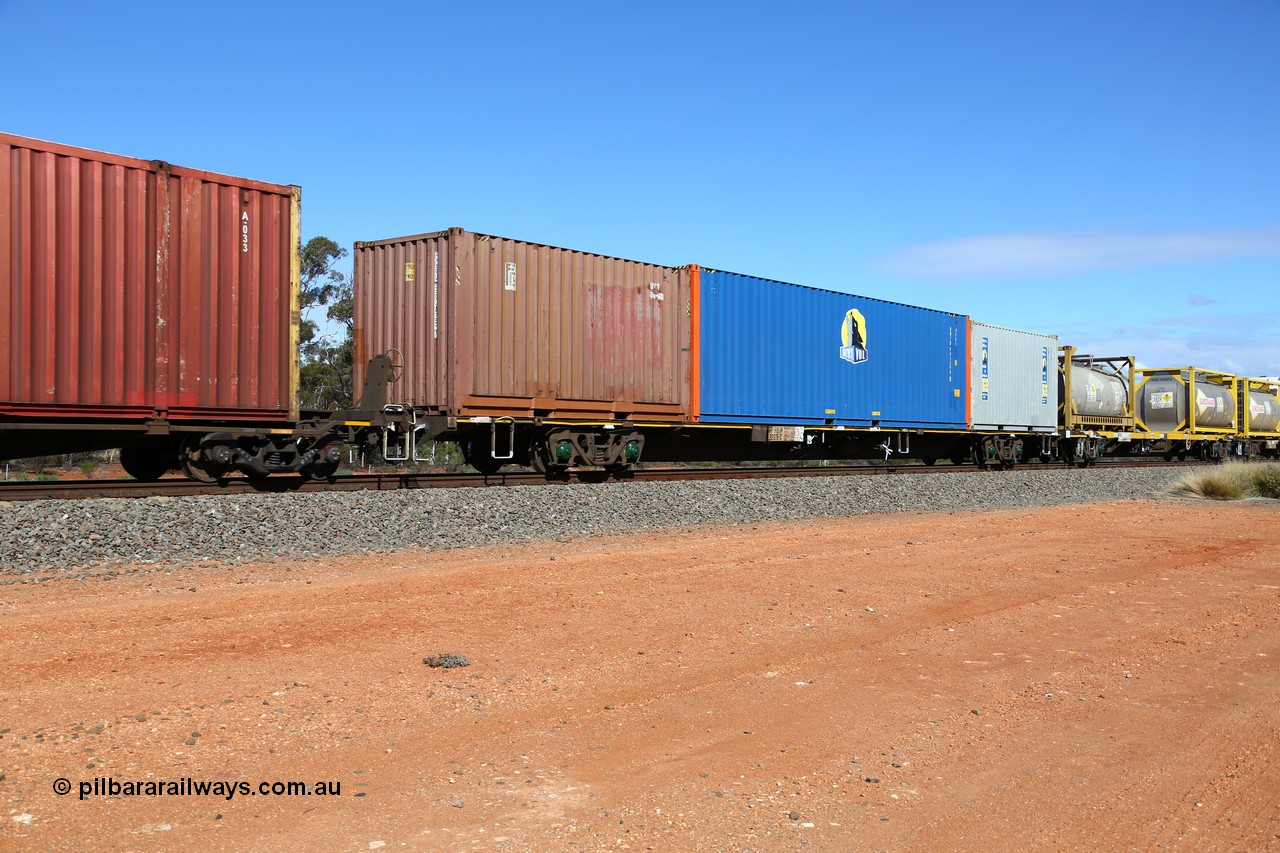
[879, 227, 1280, 279]
[1187, 293, 1219, 306]
[1060, 310, 1280, 377]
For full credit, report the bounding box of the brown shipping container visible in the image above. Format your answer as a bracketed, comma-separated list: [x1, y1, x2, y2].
[0, 133, 300, 422]
[354, 229, 690, 421]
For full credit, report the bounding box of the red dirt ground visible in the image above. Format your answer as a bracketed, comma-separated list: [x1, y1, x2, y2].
[2, 498, 1278, 851]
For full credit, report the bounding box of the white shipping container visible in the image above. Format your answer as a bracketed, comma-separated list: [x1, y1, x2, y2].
[968, 321, 1059, 432]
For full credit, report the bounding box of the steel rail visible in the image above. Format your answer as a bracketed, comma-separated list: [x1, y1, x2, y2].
[0, 459, 1205, 502]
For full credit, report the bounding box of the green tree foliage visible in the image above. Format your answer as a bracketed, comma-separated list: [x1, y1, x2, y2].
[299, 236, 354, 411]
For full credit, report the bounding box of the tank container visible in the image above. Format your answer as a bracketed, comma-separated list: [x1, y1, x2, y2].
[1138, 372, 1235, 431]
[1066, 364, 1129, 418]
[1241, 383, 1280, 434]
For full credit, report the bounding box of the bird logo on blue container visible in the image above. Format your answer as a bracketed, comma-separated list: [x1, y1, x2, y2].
[839, 308, 869, 365]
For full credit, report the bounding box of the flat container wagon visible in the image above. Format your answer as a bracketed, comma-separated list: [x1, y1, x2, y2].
[693, 268, 968, 429]
[0, 132, 300, 427]
[967, 320, 1058, 432]
[354, 228, 691, 422]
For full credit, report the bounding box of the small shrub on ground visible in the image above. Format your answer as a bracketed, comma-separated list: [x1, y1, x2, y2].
[1171, 462, 1280, 500]
[1253, 464, 1280, 499]
[423, 654, 470, 669]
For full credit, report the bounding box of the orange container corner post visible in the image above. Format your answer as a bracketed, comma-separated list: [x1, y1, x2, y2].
[689, 264, 701, 422]
[965, 316, 973, 427]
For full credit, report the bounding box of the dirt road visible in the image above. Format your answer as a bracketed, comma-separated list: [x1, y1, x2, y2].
[2, 499, 1278, 851]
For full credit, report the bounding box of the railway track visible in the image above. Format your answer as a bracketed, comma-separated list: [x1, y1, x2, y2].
[0, 459, 1203, 502]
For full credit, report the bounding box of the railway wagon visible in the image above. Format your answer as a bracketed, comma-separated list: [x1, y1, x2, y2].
[1056, 347, 1136, 465]
[0, 133, 372, 481]
[353, 229, 692, 473]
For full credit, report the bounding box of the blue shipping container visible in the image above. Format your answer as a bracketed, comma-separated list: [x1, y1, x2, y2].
[697, 270, 968, 428]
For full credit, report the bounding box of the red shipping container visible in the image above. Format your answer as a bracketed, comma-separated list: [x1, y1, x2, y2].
[354, 228, 690, 421]
[0, 133, 300, 423]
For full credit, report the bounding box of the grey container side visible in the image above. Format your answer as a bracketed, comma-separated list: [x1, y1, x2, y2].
[968, 321, 1058, 431]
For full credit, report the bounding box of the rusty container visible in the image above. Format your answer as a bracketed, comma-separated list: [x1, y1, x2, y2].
[0, 133, 300, 423]
[354, 228, 690, 421]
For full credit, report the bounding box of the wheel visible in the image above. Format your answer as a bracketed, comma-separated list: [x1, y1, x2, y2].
[120, 441, 174, 482]
[463, 440, 504, 475]
[527, 434, 549, 474]
[303, 439, 343, 481]
[921, 458, 937, 466]
[179, 434, 229, 483]
[306, 459, 340, 480]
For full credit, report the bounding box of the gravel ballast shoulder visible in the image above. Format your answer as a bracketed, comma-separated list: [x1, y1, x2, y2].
[0, 468, 1194, 579]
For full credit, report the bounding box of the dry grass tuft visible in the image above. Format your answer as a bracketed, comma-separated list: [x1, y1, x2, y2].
[1170, 462, 1280, 500]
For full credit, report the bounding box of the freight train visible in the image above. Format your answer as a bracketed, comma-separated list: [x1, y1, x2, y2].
[2, 133, 1278, 480]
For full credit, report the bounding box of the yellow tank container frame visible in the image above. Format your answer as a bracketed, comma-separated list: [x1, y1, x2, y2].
[1133, 367, 1238, 440]
[1239, 378, 1280, 439]
[1058, 345, 1136, 437]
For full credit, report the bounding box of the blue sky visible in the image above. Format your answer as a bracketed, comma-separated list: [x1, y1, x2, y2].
[4, 1, 1278, 376]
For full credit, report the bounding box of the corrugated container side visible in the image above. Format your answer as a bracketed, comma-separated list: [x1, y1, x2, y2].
[353, 231, 454, 414]
[354, 229, 690, 420]
[0, 133, 298, 421]
[968, 320, 1058, 431]
[697, 270, 968, 427]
